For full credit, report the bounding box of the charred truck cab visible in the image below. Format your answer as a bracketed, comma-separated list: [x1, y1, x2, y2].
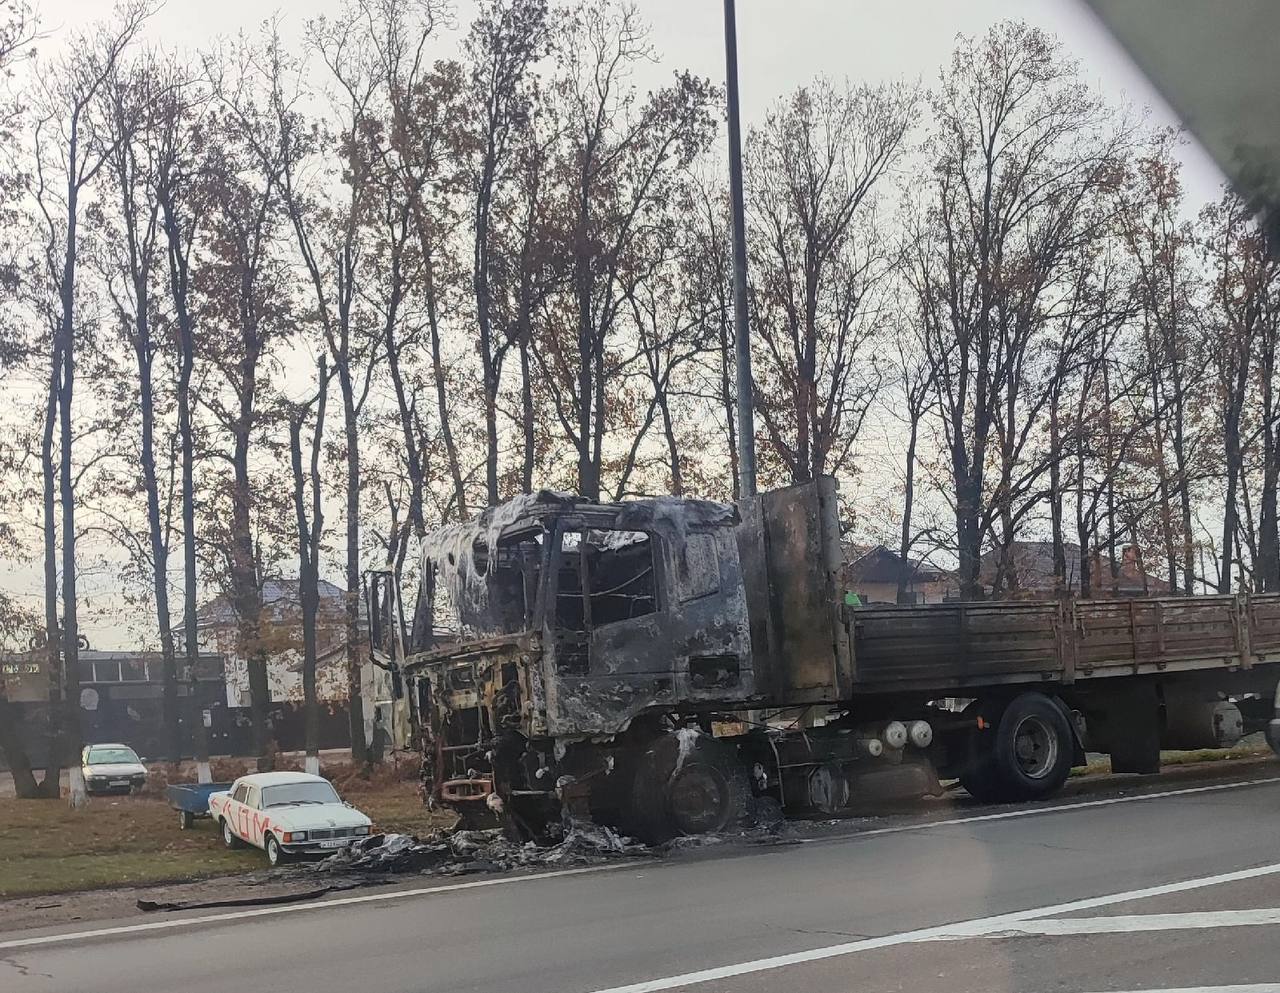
[368, 477, 1280, 842]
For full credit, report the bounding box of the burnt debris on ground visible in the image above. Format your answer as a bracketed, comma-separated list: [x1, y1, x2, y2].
[308, 817, 651, 877]
[298, 797, 797, 882]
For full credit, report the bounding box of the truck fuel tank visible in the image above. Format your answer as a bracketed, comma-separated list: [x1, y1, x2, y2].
[1161, 694, 1244, 750]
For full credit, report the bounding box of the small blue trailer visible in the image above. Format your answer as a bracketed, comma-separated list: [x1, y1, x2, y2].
[166, 782, 232, 830]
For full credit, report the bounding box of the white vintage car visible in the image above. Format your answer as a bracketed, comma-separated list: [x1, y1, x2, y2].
[208, 771, 373, 866]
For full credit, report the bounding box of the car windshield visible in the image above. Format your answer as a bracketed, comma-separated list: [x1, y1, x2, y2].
[261, 782, 341, 808]
[86, 747, 139, 765]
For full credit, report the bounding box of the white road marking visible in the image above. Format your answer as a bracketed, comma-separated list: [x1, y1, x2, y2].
[813, 776, 1280, 843]
[0, 863, 631, 951]
[583, 862, 1280, 993]
[957, 908, 1280, 937]
[1081, 987, 1280, 993]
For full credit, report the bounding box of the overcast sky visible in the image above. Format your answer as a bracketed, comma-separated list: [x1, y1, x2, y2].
[38, 0, 1222, 199]
[20, 0, 1225, 649]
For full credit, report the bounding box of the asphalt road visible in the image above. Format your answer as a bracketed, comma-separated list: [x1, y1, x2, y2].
[7, 771, 1280, 993]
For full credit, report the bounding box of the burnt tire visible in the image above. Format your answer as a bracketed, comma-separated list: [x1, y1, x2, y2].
[627, 731, 750, 843]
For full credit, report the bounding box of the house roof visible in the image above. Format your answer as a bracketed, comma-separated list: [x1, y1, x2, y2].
[846, 545, 947, 586]
[197, 578, 353, 625]
[979, 542, 1170, 594]
[979, 541, 1080, 591]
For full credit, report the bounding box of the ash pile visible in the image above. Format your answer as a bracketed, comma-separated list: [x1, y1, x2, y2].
[311, 818, 649, 877]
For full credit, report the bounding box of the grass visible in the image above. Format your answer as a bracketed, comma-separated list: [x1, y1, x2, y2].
[1069, 740, 1273, 777]
[0, 772, 455, 899]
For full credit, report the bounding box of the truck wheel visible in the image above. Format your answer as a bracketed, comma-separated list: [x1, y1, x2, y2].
[628, 732, 750, 843]
[178, 809, 194, 830]
[991, 692, 1074, 801]
[957, 701, 1003, 802]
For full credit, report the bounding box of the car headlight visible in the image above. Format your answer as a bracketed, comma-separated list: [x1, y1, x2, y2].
[353, 825, 370, 836]
[281, 831, 307, 843]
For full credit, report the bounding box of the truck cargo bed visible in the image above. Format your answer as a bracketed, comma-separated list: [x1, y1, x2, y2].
[849, 594, 1280, 693]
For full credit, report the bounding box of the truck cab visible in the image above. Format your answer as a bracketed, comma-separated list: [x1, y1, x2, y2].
[367, 491, 767, 831]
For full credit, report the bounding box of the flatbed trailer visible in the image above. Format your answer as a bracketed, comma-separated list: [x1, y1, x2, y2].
[367, 477, 1280, 841]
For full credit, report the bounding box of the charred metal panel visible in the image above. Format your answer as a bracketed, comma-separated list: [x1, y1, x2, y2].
[540, 515, 754, 737]
[737, 480, 844, 704]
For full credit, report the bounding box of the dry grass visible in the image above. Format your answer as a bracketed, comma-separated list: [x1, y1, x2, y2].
[1069, 740, 1273, 777]
[0, 766, 452, 899]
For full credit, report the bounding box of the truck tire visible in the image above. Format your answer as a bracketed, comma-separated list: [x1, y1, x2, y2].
[990, 692, 1075, 801]
[628, 731, 750, 843]
[959, 694, 1074, 802]
[957, 701, 1003, 802]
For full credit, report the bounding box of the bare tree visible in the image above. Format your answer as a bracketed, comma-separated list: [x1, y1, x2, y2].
[465, 0, 551, 505]
[288, 359, 329, 776]
[152, 63, 213, 781]
[1114, 133, 1204, 593]
[540, 1, 716, 499]
[202, 34, 297, 766]
[747, 78, 913, 486]
[100, 54, 184, 763]
[906, 22, 1124, 599]
[30, 0, 152, 805]
[1200, 190, 1280, 592]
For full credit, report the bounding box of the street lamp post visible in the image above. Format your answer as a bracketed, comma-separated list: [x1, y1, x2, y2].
[723, 0, 757, 499]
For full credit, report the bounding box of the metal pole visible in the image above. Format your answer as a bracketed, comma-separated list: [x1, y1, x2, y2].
[724, 0, 757, 499]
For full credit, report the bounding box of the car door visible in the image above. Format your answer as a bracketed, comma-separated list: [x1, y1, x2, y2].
[243, 785, 268, 847]
[227, 781, 251, 841]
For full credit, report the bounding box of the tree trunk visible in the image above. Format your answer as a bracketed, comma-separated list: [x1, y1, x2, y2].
[290, 394, 324, 778]
[165, 196, 211, 784]
[657, 389, 683, 496]
[475, 170, 500, 507]
[232, 398, 269, 767]
[1221, 395, 1244, 593]
[897, 413, 920, 604]
[1049, 391, 1067, 595]
[419, 236, 467, 521]
[58, 175, 86, 809]
[575, 194, 597, 500]
[0, 694, 42, 798]
[519, 331, 535, 494]
[134, 306, 181, 764]
[340, 370, 367, 765]
[39, 339, 62, 798]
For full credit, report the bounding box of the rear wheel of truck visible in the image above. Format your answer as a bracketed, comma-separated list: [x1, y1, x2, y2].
[628, 731, 750, 843]
[960, 693, 1074, 802]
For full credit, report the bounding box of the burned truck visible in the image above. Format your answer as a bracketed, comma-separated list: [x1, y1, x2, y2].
[367, 478, 1280, 840]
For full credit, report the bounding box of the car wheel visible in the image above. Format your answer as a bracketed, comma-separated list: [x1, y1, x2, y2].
[265, 834, 289, 867]
[178, 809, 194, 830]
[221, 818, 243, 849]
